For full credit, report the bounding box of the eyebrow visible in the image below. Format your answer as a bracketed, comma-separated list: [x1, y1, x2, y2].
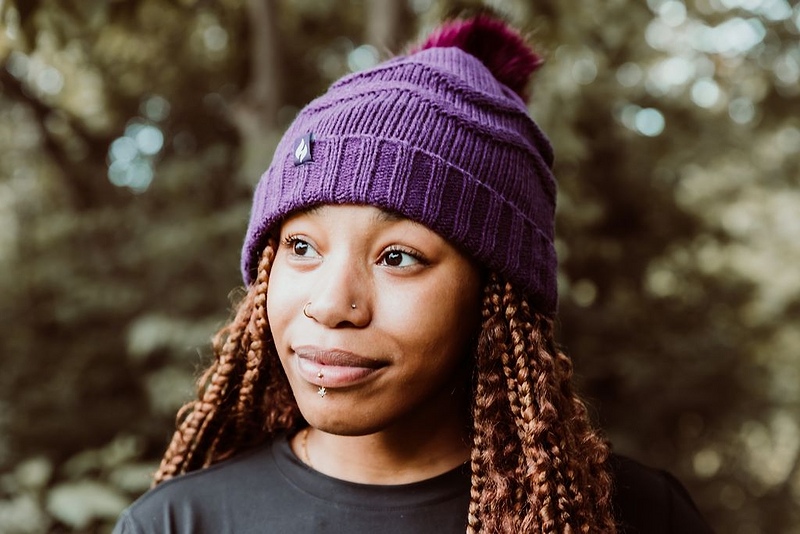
[372, 209, 406, 223]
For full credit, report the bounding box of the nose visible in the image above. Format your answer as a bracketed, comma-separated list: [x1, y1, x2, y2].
[303, 255, 371, 328]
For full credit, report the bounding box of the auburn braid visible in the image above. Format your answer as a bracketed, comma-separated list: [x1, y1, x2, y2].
[234, 242, 273, 440]
[468, 274, 530, 533]
[152, 291, 250, 484]
[152, 240, 301, 486]
[467, 274, 616, 533]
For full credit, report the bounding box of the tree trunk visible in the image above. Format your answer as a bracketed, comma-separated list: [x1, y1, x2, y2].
[230, 0, 284, 183]
[365, 0, 407, 57]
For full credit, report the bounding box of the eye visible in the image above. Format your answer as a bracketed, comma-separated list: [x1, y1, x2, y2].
[282, 235, 320, 258]
[380, 248, 424, 268]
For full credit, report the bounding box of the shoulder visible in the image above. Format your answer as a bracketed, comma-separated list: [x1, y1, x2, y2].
[112, 442, 278, 534]
[609, 454, 715, 534]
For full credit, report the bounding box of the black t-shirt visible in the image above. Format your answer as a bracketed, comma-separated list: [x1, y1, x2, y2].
[112, 435, 714, 533]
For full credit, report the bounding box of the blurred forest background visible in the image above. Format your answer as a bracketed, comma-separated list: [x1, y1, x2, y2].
[0, 0, 798, 532]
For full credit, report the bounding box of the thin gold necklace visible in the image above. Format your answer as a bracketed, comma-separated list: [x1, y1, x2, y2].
[301, 427, 313, 468]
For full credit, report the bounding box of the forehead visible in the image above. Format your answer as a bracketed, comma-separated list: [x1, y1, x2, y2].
[296, 205, 419, 226]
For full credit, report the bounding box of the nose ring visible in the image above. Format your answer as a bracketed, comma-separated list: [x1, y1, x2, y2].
[350, 303, 357, 309]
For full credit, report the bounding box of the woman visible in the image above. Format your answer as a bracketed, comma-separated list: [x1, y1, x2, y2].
[113, 14, 713, 533]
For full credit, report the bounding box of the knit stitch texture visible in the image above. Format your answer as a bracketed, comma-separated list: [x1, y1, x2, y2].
[241, 46, 558, 314]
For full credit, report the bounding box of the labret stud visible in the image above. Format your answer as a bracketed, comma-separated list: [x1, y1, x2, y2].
[317, 370, 326, 397]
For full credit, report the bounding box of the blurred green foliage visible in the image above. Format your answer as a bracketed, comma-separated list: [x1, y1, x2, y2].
[0, 0, 798, 532]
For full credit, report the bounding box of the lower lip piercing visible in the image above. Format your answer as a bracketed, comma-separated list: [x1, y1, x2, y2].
[318, 370, 326, 397]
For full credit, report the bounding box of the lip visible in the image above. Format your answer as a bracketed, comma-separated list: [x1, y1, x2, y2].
[293, 346, 387, 389]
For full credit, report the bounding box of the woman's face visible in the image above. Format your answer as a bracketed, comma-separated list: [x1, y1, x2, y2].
[267, 204, 482, 436]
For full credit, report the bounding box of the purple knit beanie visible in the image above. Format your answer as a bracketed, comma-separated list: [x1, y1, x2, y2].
[241, 15, 559, 315]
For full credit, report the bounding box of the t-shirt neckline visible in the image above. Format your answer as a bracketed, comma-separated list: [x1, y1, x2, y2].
[271, 432, 471, 509]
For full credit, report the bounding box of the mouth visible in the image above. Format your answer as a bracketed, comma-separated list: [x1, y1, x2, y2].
[292, 346, 387, 389]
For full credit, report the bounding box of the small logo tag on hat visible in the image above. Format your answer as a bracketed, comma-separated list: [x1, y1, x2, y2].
[293, 133, 313, 165]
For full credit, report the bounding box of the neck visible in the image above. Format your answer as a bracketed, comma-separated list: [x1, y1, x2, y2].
[291, 387, 471, 485]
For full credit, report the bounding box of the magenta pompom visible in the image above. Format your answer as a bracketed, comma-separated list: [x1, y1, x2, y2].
[411, 15, 543, 103]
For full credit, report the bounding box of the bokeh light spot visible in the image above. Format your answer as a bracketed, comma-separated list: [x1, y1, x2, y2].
[409, 0, 434, 14]
[777, 126, 800, 154]
[635, 107, 666, 136]
[691, 78, 721, 108]
[645, 19, 673, 51]
[659, 0, 688, 27]
[6, 50, 29, 79]
[36, 66, 63, 95]
[127, 160, 155, 192]
[141, 96, 171, 122]
[572, 279, 598, 307]
[619, 103, 641, 130]
[773, 53, 800, 85]
[691, 18, 766, 56]
[109, 137, 138, 163]
[125, 122, 145, 140]
[650, 56, 696, 89]
[135, 126, 164, 156]
[108, 160, 131, 187]
[616, 62, 644, 87]
[728, 97, 755, 124]
[693, 448, 722, 478]
[348, 45, 379, 72]
[571, 57, 598, 85]
[760, 0, 793, 21]
[203, 25, 228, 52]
[108, 119, 163, 192]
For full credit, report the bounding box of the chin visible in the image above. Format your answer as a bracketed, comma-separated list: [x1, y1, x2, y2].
[295, 393, 393, 436]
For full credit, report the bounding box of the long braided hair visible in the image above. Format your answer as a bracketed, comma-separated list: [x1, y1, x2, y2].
[153, 240, 616, 533]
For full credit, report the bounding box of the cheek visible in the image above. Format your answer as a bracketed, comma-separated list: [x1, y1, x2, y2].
[382, 274, 480, 364]
[266, 261, 297, 347]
